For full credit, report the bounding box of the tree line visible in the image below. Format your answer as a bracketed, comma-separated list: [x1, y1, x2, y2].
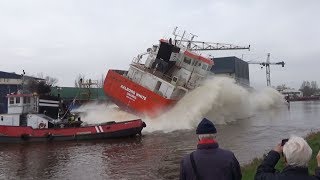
[299, 81, 319, 97]
[276, 80, 319, 97]
[24, 74, 58, 95]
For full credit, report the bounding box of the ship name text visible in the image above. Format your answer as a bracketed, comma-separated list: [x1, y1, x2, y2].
[120, 85, 147, 101]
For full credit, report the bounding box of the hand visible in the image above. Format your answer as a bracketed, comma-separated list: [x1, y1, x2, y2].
[316, 150, 320, 167]
[273, 143, 283, 154]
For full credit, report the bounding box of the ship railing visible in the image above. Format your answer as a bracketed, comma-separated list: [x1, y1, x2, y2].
[130, 63, 146, 71]
[131, 63, 174, 84]
[162, 74, 173, 82]
[113, 70, 128, 76]
[151, 70, 173, 84]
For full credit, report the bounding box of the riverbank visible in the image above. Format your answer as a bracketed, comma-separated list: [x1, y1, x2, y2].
[241, 131, 320, 179]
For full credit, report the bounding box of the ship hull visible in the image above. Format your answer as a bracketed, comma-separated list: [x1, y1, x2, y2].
[0, 119, 145, 143]
[103, 70, 176, 117]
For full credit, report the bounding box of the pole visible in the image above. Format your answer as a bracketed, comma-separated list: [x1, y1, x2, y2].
[266, 53, 271, 86]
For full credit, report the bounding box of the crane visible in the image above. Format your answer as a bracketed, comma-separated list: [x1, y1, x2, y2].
[172, 27, 251, 51]
[247, 53, 285, 86]
[174, 39, 250, 51]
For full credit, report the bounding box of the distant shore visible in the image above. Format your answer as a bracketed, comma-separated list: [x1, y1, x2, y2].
[241, 131, 320, 179]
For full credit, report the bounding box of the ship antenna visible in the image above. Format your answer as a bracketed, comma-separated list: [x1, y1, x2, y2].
[187, 33, 198, 49]
[179, 30, 186, 46]
[173, 26, 178, 41]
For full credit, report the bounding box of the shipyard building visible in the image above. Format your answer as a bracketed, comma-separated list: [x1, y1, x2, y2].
[0, 71, 43, 113]
[0, 71, 22, 113]
[210, 56, 250, 87]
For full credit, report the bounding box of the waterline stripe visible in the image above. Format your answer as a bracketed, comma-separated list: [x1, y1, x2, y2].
[99, 126, 104, 132]
[95, 126, 100, 133]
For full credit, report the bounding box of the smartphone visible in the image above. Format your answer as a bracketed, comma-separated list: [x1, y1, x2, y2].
[281, 138, 289, 146]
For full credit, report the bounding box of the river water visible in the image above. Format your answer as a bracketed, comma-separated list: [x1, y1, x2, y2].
[0, 101, 320, 180]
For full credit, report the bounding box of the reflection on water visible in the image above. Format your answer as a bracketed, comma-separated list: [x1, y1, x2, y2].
[1, 101, 320, 180]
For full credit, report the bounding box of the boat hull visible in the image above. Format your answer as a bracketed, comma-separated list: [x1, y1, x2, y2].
[0, 119, 145, 143]
[103, 70, 176, 117]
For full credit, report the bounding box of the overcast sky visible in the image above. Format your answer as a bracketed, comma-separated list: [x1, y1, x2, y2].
[0, 0, 319, 89]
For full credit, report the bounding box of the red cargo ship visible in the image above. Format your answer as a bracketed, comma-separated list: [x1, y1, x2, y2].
[104, 28, 250, 117]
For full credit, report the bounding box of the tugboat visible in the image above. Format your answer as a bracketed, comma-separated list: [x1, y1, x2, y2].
[0, 93, 146, 143]
[103, 28, 250, 117]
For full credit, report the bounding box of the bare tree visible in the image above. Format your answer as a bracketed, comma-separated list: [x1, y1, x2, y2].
[45, 76, 58, 86]
[74, 74, 85, 87]
[276, 84, 289, 91]
[36, 72, 44, 79]
[33, 73, 58, 86]
[300, 80, 319, 96]
[25, 75, 58, 95]
[97, 74, 105, 88]
[311, 81, 318, 90]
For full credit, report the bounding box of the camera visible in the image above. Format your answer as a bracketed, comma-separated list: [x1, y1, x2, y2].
[281, 138, 289, 146]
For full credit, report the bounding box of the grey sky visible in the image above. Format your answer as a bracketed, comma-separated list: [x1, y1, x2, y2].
[0, 0, 319, 89]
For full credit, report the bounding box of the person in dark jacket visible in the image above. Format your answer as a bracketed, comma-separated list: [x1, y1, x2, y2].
[255, 136, 320, 180]
[180, 118, 242, 180]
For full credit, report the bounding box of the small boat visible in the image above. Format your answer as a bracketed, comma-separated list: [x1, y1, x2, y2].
[0, 119, 145, 143]
[0, 93, 146, 143]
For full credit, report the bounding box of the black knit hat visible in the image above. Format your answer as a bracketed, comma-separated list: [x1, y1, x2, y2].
[196, 118, 217, 134]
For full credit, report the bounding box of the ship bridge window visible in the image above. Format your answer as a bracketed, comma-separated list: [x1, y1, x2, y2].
[202, 64, 208, 70]
[155, 81, 162, 92]
[16, 97, 20, 104]
[192, 60, 201, 67]
[23, 97, 30, 104]
[172, 76, 178, 82]
[183, 57, 191, 65]
[9, 97, 14, 104]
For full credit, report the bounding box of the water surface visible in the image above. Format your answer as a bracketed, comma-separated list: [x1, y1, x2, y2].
[1, 101, 320, 180]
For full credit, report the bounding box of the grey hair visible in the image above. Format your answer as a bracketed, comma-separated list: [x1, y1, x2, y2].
[283, 136, 312, 167]
[198, 134, 216, 140]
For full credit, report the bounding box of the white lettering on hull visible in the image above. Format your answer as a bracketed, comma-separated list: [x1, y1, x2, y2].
[120, 85, 147, 101]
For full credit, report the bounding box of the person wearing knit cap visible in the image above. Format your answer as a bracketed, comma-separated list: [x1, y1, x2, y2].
[180, 118, 242, 180]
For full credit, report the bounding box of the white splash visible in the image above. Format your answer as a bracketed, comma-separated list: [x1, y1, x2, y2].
[72, 102, 138, 125]
[73, 76, 286, 133]
[144, 76, 286, 132]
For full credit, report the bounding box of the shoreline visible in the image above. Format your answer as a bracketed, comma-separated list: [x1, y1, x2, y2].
[241, 131, 320, 179]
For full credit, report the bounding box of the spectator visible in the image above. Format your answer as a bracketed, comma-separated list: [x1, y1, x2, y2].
[255, 136, 320, 180]
[180, 118, 242, 180]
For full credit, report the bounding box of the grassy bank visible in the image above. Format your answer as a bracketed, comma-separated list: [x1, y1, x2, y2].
[241, 131, 320, 180]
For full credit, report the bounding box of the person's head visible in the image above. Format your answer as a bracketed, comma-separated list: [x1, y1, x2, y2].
[283, 136, 312, 167]
[196, 118, 217, 140]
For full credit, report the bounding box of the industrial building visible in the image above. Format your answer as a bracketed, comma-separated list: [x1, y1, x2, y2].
[210, 56, 250, 87]
[0, 71, 43, 113]
[50, 86, 106, 102]
[0, 71, 22, 113]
